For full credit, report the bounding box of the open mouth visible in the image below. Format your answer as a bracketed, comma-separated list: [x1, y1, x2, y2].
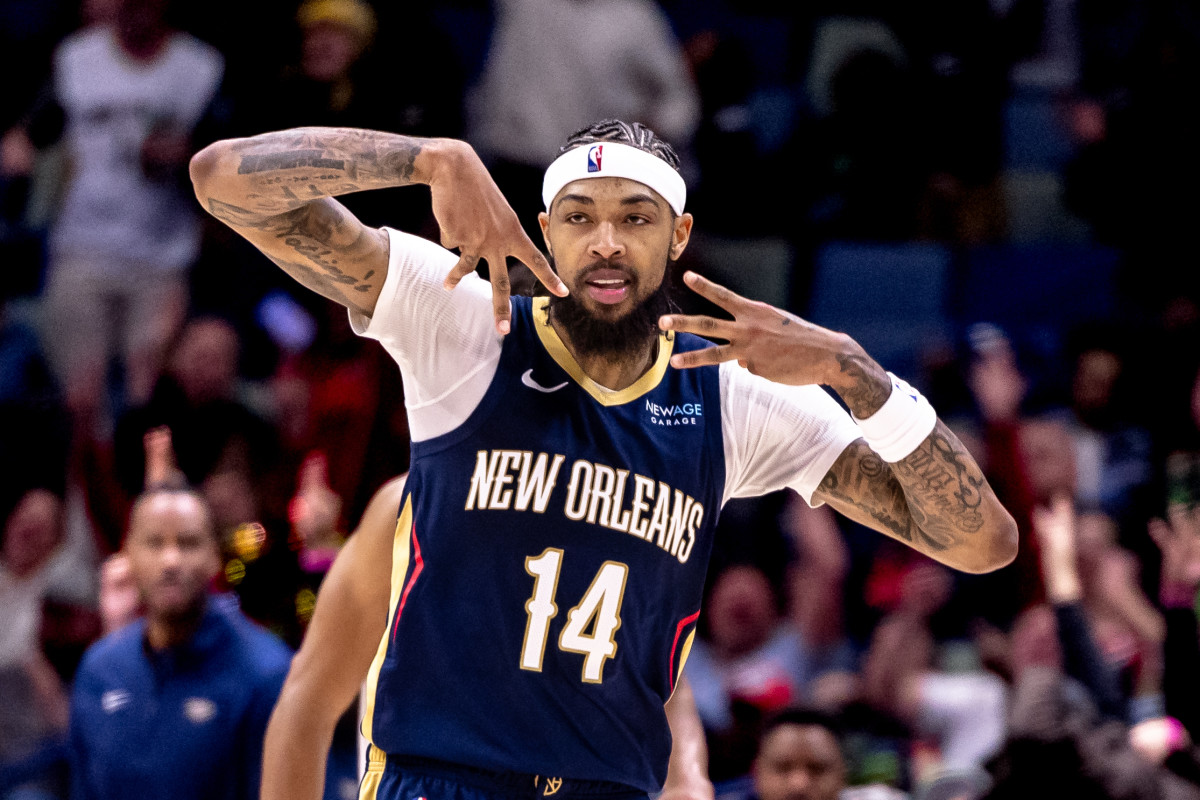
[583, 269, 633, 304]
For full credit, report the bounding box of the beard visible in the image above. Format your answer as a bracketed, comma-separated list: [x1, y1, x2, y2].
[545, 254, 678, 364]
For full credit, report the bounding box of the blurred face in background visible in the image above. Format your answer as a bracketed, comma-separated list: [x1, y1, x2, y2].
[125, 491, 219, 622]
[754, 723, 846, 800]
[2, 490, 64, 578]
[706, 564, 779, 658]
[170, 318, 239, 404]
[1072, 348, 1122, 427]
[302, 22, 364, 82]
[1019, 419, 1077, 504]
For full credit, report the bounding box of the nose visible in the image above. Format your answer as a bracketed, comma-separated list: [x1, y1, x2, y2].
[786, 768, 812, 797]
[160, 542, 183, 571]
[588, 221, 625, 261]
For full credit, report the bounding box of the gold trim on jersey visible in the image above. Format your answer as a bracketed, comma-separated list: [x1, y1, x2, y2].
[357, 745, 387, 800]
[676, 628, 696, 685]
[531, 296, 674, 407]
[360, 495, 414, 748]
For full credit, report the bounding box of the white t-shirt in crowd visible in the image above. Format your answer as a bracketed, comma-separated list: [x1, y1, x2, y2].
[51, 26, 224, 272]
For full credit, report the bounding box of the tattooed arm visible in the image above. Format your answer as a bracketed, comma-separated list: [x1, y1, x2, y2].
[662, 272, 1018, 574]
[189, 127, 563, 326]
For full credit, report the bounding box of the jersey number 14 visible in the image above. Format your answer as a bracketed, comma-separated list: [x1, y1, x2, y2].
[520, 548, 629, 683]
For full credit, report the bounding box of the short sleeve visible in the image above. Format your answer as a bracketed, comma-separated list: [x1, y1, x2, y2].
[348, 227, 504, 440]
[719, 362, 861, 507]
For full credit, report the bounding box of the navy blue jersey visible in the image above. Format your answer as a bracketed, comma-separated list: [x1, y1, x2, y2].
[363, 296, 725, 792]
[68, 595, 292, 800]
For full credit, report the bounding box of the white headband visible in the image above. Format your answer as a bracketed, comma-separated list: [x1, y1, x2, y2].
[542, 141, 687, 216]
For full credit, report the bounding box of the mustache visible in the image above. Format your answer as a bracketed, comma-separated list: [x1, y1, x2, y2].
[577, 258, 637, 281]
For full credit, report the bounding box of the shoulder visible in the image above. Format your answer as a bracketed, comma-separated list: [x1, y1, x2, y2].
[168, 31, 224, 68]
[381, 226, 460, 271]
[54, 26, 108, 68]
[221, 605, 294, 677]
[718, 361, 851, 416]
[76, 621, 146, 678]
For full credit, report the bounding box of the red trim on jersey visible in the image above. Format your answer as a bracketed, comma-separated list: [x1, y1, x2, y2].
[391, 521, 424, 642]
[668, 609, 701, 691]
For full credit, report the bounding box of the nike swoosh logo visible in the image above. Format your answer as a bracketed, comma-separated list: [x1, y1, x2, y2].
[521, 369, 568, 393]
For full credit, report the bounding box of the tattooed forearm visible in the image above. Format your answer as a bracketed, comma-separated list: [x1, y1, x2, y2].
[197, 127, 426, 222]
[818, 441, 923, 546]
[817, 421, 1017, 571]
[893, 431, 986, 536]
[832, 353, 890, 418]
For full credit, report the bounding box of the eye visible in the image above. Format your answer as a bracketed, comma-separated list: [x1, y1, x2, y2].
[626, 214, 651, 225]
[565, 212, 590, 224]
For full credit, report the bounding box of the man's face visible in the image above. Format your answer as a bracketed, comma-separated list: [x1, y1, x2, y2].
[124, 493, 220, 620]
[754, 724, 846, 800]
[540, 176, 691, 313]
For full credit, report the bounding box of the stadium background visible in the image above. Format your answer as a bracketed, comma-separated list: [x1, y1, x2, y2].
[3, 0, 1200, 799]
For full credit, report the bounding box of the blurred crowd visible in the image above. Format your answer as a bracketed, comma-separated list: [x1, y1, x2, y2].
[2, 1, 1200, 799]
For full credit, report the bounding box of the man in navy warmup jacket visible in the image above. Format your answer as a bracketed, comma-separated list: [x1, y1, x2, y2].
[67, 484, 292, 800]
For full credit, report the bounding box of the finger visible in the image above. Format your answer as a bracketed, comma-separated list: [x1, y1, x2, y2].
[300, 451, 328, 491]
[680, 271, 752, 314]
[488, 254, 512, 335]
[444, 253, 481, 290]
[1167, 503, 1198, 537]
[1148, 518, 1171, 548]
[516, 244, 568, 297]
[670, 343, 736, 370]
[658, 313, 738, 340]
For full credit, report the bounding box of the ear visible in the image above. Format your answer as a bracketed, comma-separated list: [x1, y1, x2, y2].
[538, 211, 552, 257]
[670, 212, 693, 261]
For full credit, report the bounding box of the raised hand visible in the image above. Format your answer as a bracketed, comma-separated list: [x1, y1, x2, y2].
[143, 426, 185, 490]
[1033, 495, 1082, 602]
[1149, 503, 1200, 596]
[288, 451, 343, 554]
[431, 142, 567, 334]
[658, 272, 876, 390]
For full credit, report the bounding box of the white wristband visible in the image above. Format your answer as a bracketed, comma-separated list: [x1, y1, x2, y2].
[853, 373, 937, 462]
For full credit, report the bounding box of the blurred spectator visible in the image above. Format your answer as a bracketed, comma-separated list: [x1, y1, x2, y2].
[2, 0, 226, 419]
[113, 316, 283, 513]
[688, 498, 855, 781]
[268, 302, 408, 526]
[944, 322, 1043, 633]
[860, 563, 1009, 786]
[230, 0, 461, 237]
[981, 497, 1200, 800]
[68, 484, 292, 800]
[1149, 504, 1200, 740]
[466, 0, 700, 241]
[733, 707, 849, 800]
[0, 490, 72, 800]
[1065, 0, 1200, 315]
[1055, 326, 1155, 526]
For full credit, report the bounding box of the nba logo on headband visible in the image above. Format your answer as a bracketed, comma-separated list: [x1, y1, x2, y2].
[587, 145, 603, 173]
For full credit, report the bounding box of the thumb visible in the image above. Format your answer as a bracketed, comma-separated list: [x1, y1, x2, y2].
[299, 451, 329, 492]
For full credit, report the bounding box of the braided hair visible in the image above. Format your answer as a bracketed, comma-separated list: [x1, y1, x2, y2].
[558, 119, 681, 172]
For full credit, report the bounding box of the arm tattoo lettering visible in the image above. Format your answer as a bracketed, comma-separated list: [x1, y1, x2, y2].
[819, 423, 990, 558]
[893, 431, 986, 536]
[238, 150, 346, 174]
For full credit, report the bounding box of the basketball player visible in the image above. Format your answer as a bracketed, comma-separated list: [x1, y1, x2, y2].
[188, 119, 1017, 800]
[275, 472, 715, 800]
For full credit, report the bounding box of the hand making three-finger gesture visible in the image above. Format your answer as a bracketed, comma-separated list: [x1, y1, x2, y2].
[659, 271, 888, 396]
[431, 142, 568, 334]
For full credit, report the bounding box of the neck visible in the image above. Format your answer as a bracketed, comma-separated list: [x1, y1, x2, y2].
[117, 28, 169, 61]
[551, 318, 657, 391]
[146, 596, 207, 651]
